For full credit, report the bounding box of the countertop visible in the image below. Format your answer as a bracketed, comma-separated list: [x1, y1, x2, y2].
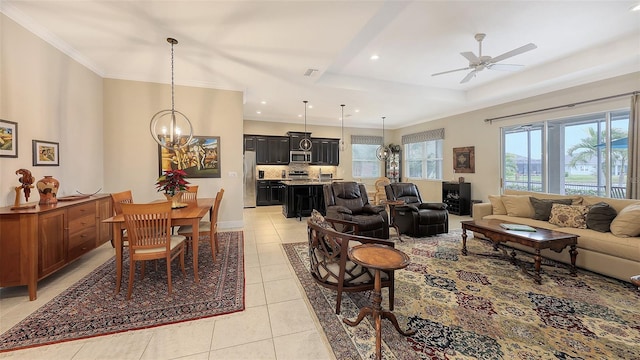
[259, 178, 344, 185]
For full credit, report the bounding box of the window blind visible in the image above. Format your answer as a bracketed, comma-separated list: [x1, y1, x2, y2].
[351, 135, 382, 145]
[401, 128, 445, 144]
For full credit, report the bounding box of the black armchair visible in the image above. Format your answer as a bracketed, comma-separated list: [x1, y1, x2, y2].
[385, 182, 448, 237]
[323, 182, 389, 239]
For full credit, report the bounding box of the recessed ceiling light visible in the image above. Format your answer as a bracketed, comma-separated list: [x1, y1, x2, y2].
[256, 111, 261, 114]
[355, 109, 360, 113]
[631, 3, 640, 11]
[261, 100, 267, 105]
[370, 54, 379, 60]
[308, 105, 313, 109]
[298, 114, 302, 118]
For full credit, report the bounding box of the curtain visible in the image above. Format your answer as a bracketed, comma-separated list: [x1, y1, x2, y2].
[351, 135, 382, 145]
[401, 128, 445, 144]
[627, 94, 639, 199]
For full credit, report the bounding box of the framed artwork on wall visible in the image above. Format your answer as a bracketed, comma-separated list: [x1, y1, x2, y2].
[0, 119, 18, 158]
[453, 146, 475, 173]
[158, 136, 221, 178]
[32, 140, 60, 166]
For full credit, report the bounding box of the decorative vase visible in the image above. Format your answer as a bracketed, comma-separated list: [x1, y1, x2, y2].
[36, 175, 59, 205]
[164, 191, 184, 208]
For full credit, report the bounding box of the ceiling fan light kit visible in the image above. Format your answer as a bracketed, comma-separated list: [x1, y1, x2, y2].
[432, 33, 537, 84]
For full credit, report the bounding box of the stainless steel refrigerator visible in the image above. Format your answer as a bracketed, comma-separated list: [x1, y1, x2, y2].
[243, 151, 257, 208]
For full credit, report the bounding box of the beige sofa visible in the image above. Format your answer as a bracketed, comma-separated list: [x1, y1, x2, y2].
[472, 189, 640, 283]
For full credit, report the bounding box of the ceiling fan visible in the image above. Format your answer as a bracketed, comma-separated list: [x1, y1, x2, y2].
[432, 33, 537, 84]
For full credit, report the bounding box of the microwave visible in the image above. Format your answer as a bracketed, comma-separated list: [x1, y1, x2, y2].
[290, 151, 311, 163]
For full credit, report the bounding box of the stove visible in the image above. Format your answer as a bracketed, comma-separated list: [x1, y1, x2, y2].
[288, 170, 309, 180]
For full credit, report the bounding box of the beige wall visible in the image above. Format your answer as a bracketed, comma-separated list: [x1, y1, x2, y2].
[0, 14, 104, 205]
[103, 79, 244, 227]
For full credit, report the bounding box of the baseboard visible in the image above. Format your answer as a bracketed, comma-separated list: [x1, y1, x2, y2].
[219, 220, 243, 230]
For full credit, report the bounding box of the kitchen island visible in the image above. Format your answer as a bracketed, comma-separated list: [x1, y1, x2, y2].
[281, 180, 337, 219]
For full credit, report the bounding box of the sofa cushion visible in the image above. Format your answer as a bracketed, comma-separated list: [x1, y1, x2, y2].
[488, 195, 507, 215]
[552, 227, 640, 262]
[610, 204, 640, 237]
[529, 197, 573, 221]
[586, 202, 617, 233]
[548, 204, 589, 229]
[582, 196, 640, 213]
[501, 195, 534, 218]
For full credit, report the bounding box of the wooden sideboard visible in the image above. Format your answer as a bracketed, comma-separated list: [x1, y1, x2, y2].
[0, 194, 112, 300]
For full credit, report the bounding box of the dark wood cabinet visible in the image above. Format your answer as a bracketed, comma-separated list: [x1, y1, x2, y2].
[442, 182, 471, 215]
[282, 184, 325, 218]
[244, 135, 256, 152]
[310, 138, 340, 165]
[288, 132, 312, 151]
[248, 135, 290, 165]
[0, 194, 113, 300]
[257, 180, 285, 206]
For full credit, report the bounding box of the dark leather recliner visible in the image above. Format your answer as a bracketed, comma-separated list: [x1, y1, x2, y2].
[323, 182, 389, 239]
[385, 182, 448, 237]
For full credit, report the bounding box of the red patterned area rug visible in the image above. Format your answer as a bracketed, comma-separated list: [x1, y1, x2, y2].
[0, 231, 244, 352]
[284, 229, 640, 359]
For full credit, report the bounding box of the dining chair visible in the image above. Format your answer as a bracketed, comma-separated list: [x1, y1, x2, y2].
[110, 190, 134, 248]
[182, 186, 198, 201]
[121, 202, 186, 300]
[178, 188, 224, 260]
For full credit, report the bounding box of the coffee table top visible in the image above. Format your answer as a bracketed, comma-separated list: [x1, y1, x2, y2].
[461, 219, 578, 250]
[348, 244, 410, 271]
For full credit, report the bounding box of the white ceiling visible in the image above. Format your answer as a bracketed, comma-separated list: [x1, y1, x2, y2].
[2, 1, 639, 129]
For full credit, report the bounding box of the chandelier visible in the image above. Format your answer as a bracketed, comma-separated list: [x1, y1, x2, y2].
[299, 100, 312, 151]
[339, 104, 346, 152]
[150, 38, 193, 150]
[376, 116, 391, 161]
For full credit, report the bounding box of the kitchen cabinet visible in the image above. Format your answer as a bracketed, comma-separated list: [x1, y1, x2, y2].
[244, 135, 256, 152]
[249, 135, 290, 165]
[256, 180, 285, 206]
[310, 138, 340, 165]
[442, 182, 471, 215]
[288, 132, 312, 151]
[0, 194, 113, 300]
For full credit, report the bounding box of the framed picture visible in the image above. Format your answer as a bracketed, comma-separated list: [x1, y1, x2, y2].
[453, 146, 475, 173]
[0, 119, 18, 158]
[32, 140, 60, 166]
[158, 136, 221, 178]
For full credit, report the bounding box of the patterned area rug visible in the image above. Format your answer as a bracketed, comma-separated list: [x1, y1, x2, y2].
[283, 229, 640, 359]
[0, 231, 244, 352]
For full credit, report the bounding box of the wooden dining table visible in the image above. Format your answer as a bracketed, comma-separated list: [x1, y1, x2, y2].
[103, 197, 215, 294]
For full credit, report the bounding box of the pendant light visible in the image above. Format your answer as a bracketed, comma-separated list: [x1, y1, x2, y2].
[299, 100, 312, 151]
[150, 37, 193, 150]
[376, 116, 391, 161]
[339, 104, 346, 152]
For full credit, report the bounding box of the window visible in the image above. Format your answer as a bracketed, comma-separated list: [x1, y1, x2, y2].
[402, 128, 444, 180]
[502, 109, 629, 198]
[352, 144, 381, 178]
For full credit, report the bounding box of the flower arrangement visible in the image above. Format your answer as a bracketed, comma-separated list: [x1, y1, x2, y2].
[155, 169, 189, 196]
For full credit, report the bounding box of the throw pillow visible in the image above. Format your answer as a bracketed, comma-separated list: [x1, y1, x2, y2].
[310, 209, 332, 229]
[529, 197, 573, 221]
[501, 195, 534, 218]
[488, 195, 507, 215]
[610, 204, 640, 237]
[586, 202, 617, 233]
[548, 204, 589, 229]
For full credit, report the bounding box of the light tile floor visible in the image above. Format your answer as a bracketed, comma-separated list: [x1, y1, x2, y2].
[0, 206, 466, 360]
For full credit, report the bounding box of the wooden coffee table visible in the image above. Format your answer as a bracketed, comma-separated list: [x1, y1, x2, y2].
[460, 219, 578, 284]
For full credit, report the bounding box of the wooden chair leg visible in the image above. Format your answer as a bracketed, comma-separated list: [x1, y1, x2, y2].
[166, 255, 173, 295]
[180, 246, 186, 276]
[127, 259, 135, 300]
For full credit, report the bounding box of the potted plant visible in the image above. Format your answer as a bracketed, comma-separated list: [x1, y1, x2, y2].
[156, 169, 190, 206]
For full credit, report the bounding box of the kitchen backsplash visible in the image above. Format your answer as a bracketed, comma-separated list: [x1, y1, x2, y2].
[256, 164, 337, 179]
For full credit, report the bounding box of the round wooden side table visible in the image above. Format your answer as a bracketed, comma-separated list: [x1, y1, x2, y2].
[343, 243, 415, 360]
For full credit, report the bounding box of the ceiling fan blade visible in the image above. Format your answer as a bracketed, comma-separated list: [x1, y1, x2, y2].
[431, 66, 472, 76]
[460, 70, 477, 83]
[487, 63, 524, 71]
[489, 43, 537, 64]
[460, 51, 480, 64]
